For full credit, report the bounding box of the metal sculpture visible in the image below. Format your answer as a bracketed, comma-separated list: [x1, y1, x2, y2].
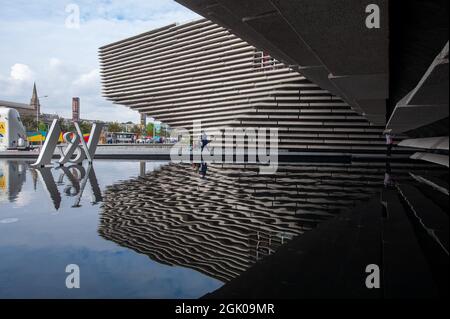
[31, 120, 103, 168]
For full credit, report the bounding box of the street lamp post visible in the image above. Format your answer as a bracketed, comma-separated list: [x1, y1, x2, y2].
[37, 95, 49, 146]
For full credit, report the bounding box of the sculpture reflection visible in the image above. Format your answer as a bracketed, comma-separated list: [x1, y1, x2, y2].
[32, 163, 103, 210]
[0, 161, 27, 203]
[33, 166, 62, 209]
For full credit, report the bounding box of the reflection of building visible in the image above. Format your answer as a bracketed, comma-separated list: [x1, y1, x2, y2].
[0, 83, 40, 118]
[99, 20, 405, 156]
[99, 161, 436, 282]
[0, 161, 27, 203]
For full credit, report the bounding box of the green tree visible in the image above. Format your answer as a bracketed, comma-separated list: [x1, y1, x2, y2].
[67, 122, 76, 133]
[38, 121, 48, 132]
[78, 121, 93, 134]
[146, 123, 154, 136]
[108, 122, 123, 133]
[21, 115, 37, 132]
[20, 117, 48, 132]
[58, 118, 70, 132]
[130, 124, 143, 135]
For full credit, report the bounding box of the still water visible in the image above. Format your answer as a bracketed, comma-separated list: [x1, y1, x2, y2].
[0, 159, 434, 298]
[0, 160, 222, 299]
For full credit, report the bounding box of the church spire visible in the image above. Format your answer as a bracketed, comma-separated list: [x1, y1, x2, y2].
[30, 82, 40, 115]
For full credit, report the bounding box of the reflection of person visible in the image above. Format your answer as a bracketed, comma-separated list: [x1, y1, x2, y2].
[199, 161, 208, 179]
[384, 159, 394, 189]
[384, 172, 392, 188]
[385, 133, 394, 157]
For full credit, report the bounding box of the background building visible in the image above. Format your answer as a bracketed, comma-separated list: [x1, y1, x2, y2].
[0, 83, 40, 118]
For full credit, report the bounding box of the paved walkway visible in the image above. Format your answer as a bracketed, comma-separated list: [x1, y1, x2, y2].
[1, 144, 413, 162]
[0, 144, 174, 160]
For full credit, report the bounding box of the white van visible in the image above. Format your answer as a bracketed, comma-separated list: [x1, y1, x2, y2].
[0, 107, 29, 151]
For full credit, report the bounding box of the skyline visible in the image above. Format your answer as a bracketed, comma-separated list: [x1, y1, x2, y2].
[0, 0, 199, 122]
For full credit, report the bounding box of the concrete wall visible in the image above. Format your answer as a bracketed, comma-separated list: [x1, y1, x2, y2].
[99, 19, 392, 155]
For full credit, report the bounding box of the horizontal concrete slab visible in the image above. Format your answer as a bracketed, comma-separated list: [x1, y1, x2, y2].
[410, 152, 449, 167]
[399, 136, 449, 151]
[387, 42, 449, 134]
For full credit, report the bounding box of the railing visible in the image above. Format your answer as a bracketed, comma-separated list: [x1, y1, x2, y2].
[253, 51, 283, 71]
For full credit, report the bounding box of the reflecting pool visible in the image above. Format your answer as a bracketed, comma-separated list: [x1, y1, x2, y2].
[0, 159, 442, 298]
[0, 160, 222, 299]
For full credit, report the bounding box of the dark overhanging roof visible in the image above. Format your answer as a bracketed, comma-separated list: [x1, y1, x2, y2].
[176, 0, 449, 138]
[387, 0, 449, 138]
[176, 0, 390, 125]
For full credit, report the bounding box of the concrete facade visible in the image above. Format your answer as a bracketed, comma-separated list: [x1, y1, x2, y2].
[99, 19, 396, 155]
[175, 1, 448, 166]
[175, 0, 389, 126]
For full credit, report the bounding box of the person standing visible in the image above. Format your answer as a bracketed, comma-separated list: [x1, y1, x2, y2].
[200, 130, 210, 152]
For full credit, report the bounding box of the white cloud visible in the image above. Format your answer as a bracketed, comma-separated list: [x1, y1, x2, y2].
[0, 0, 200, 123]
[73, 68, 100, 89]
[49, 57, 62, 68]
[0, 63, 35, 98]
[10, 63, 34, 82]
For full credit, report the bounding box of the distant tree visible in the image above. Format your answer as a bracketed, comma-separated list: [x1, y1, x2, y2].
[20, 116, 37, 132]
[67, 122, 76, 133]
[38, 121, 47, 132]
[146, 123, 154, 136]
[57, 118, 69, 132]
[130, 124, 143, 135]
[108, 122, 123, 133]
[78, 121, 93, 134]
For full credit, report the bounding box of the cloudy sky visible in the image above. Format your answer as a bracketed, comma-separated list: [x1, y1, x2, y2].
[0, 0, 199, 122]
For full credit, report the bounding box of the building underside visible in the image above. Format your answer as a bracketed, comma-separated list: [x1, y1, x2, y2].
[99, 19, 410, 156]
[176, 0, 391, 126]
[175, 0, 449, 165]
